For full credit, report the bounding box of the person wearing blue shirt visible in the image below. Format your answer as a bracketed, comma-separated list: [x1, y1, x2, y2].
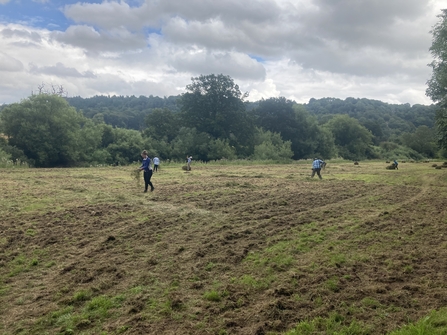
[393, 160, 398, 170]
[311, 158, 325, 179]
[139, 150, 154, 192]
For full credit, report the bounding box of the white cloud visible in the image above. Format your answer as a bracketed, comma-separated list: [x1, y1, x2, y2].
[29, 62, 96, 78]
[0, 0, 10, 4]
[0, 51, 23, 72]
[51, 25, 146, 54]
[0, 0, 445, 105]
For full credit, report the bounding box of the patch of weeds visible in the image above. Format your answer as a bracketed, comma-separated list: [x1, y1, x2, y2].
[205, 262, 216, 271]
[25, 229, 37, 237]
[8, 254, 27, 277]
[238, 274, 273, 290]
[83, 294, 123, 320]
[292, 294, 302, 302]
[29, 258, 39, 266]
[403, 265, 413, 273]
[45, 261, 56, 268]
[203, 289, 227, 302]
[361, 297, 382, 309]
[314, 296, 323, 307]
[325, 277, 340, 292]
[285, 312, 370, 335]
[329, 253, 347, 267]
[0, 282, 9, 296]
[117, 325, 130, 333]
[388, 308, 447, 334]
[130, 286, 144, 295]
[72, 290, 92, 304]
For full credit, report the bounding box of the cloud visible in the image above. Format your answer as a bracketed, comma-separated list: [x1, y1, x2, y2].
[169, 49, 266, 81]
[0, 51, 23, 72]
[62, 0, 282, 30]
[0, 0, 444, 105]
[29, 62, 96, 78]
[51, 25, 147, 54]
[1, 27, 42, 43]
[0, 0, 10, 4]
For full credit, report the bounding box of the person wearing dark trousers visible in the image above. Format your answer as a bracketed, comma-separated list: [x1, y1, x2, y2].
[311, 158, 325, 179]
[139, 150, 154, 192]
[153, 156, 160, 172]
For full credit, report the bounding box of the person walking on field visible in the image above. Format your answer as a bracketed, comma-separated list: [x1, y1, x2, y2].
[139, 150, 154, 192]
[153, 156, 160, 172]
[311, 158, 325, 179]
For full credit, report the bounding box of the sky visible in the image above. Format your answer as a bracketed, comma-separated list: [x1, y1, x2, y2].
[0, 0, 446, 106]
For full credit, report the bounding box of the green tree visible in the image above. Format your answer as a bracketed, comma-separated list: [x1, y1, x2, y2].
[144, 108, 180, 142]
[427, 9, 447, 149]
[251, 128, 293, 161]
[170, 127, 210, 161]
[180, 74, 254, 156]
[401, 126, 438, 158]
[324, 115, 373, 160]
[1, 94, 82, 167]
[105, 128, 146, 165]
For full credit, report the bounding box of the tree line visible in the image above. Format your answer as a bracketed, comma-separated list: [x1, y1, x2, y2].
[0, 74, 443, 167]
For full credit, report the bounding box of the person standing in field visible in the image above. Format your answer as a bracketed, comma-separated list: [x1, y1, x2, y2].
[393, 160, 398, 170]
[187, 155, 192, 171]
[311, 158, 325, 179]
[139, 150, 154, 192]
[153, 156, 160, 172]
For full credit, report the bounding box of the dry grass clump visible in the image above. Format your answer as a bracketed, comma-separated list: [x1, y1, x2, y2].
[354, 161, 359, 165]
[131, 169, 141, 184]
[386, 163, 397, 170]
[432, 164, 438, 168]
[182, 165, 191, 171]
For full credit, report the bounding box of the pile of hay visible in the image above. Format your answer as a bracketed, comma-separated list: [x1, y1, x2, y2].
[182, 165, 192, 171]
[386, 163, 397, 170]
[354, 161, 359, 165]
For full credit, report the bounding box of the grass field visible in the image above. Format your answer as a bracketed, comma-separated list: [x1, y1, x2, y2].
[1, 160, 447, 335]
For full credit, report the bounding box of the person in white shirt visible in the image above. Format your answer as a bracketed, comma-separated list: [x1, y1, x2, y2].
[187, 156, 192, 171]
[153, 156, 160, 172]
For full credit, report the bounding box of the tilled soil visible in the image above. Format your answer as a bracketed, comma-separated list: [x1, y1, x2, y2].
[1, 163, 447, 334]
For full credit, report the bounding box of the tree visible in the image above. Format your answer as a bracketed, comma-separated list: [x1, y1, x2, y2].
[401, 126, 438, 158]
[1, 94, 82, 167]
[180, 74, 254, 156]
[251, 128, 293, 161]
[144, 108, 180, 142]
[252, 97, 298, 152]
[427, 9, 447, 149]
[324, 115, 373, 160]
